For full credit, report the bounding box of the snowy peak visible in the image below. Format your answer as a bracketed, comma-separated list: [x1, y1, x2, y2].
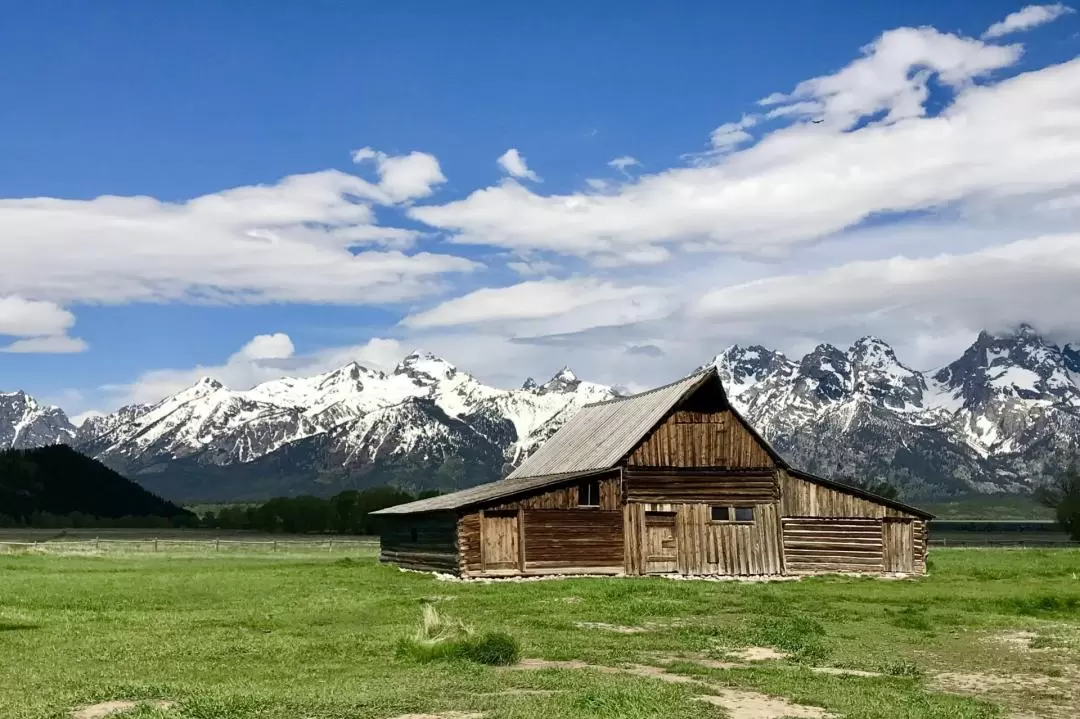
[0, 390, 76, 449]
[710, 345, 796, 399]
[797, 344, 852, 402]
[395, 350, 457, 383]
[847, 337, 927, 412]
[539, 367, 580, 393]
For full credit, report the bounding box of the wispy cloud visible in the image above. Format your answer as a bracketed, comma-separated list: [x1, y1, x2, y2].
[983, 4, 1074, 39]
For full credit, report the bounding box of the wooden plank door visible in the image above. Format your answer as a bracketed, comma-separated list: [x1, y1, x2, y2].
[644, 511, 677, 574]
[882, 519, 914, 573]
[481, 511, 521, 572]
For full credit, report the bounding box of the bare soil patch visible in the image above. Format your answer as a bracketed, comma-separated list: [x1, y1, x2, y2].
[933, 670, 1079, 719]
[72, 700, 174, 719]
[574, 621, 649, 634]
[727, 646, 791, 662]
[504, 658, 833, 718]
[388, 714, 483, 719]
[694, 692, 834, 718]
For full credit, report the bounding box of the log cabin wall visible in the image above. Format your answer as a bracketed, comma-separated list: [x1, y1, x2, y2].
[457, 472, 624, 577]
[778, 470, 919, 519]
[379, 512, 459, 574]
[626, 410, 775, 469]
[782, 517, 884, 574]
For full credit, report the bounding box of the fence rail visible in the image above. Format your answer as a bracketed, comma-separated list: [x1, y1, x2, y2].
[928, 538, 1076, 548]
[0, 536, 379, 554]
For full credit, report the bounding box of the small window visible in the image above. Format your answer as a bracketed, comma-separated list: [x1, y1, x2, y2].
[734, 507, 754, 523]
[577, 479, 601, 507]
[710, 506, 733, 522]
[711, 506, 755, 523]
[409, 528, 418, 542]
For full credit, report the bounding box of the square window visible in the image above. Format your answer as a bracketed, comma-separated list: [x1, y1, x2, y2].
[734, 507, 754, 522]
[710, 506, 732, 522]
[577, 479, 600, 506]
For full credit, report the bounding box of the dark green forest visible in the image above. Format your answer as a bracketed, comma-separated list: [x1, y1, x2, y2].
[0, 445, 192, 525]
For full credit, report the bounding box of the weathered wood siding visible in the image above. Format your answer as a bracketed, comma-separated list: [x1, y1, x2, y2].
[626, 410, 775, 468]
[625, 501, 784, 576]
[380, 512, 459, 573]
[778, 470, 920, 519]
[625, 468, 777, 503]
[481, 511, 521, 571]
[781, 517, 884, 574]
[485, 474, 621, 511]
[882, 519, 915, 573]
[523, 509, 623, 570]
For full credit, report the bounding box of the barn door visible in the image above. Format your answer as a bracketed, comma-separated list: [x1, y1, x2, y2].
[644, 511, 677, 574]
[481, 511, 521, 572]
[882, 519, 914, 573]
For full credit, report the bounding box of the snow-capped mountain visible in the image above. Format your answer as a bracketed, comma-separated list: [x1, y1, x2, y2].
[62, 351, 615, 500]
[4, 328, 1079, 501]
[711, 325, 1080, 496]
[0, 391, 76, 449]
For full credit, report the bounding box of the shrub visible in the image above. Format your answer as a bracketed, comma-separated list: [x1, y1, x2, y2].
[882, 660, 923, 678]
[741, 613, 828, 662]
[396, 605, 519, 666]
[460, 631, 520, 666]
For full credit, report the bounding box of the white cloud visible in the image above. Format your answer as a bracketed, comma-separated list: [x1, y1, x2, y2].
[693, 232, 1080, 342]
[0, 165, 478, 309]
[983, 4, 1074, 39]
[401, 277, 670, 334]
[351, 146, 447, 203]
[2, 335, 88, 354]
[608, 156, 641, 174]
[0, 296, 86, 354]
[496, 148, 541, 181]
[409, 27, 1080, 265]
[709, 115, 758, 151]
[229, 333, 296, 362]
[506, 259, 561, 276]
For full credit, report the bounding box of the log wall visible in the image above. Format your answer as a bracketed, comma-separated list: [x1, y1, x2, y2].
[523, 509, 623, 569]
[882, 519, 915, 573]
[379, 512, 459, 574]
[624, 468, 777, 503]
[458, 512, 482, 575]
[913, 519, 928, 574]
[626, 410, 775, 468]
[781, 517, 884, 574]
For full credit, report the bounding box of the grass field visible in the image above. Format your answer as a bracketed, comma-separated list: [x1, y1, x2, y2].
[2, 548, 1079, 719]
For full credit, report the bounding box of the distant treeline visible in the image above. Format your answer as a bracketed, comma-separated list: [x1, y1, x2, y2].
[199, 488, 438, 535]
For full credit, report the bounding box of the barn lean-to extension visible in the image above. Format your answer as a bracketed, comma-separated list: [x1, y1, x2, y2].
[371, 367, 932, 578]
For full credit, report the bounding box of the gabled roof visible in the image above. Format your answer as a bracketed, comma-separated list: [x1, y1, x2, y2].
[507, 369, 714, 479]
[370, 468, 614, 515]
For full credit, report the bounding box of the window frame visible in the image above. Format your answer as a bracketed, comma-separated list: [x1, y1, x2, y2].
[710, 505, 755, 524]
[577, 479, 601, 507]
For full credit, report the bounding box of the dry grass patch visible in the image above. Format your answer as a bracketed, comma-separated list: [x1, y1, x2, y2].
[71, 701, 174, 719]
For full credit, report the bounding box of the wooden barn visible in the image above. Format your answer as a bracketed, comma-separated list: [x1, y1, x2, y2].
[372, 367, 932, 578]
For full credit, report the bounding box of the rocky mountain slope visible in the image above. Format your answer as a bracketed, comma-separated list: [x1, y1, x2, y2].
[0, 391, 76, 449]
[710, 326, 1080, 497]
[4, 327, 1078, 502]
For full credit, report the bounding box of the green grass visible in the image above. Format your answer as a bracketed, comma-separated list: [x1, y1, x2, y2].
[921, 493, 1055, 520]
[1, 547, 1079, 718]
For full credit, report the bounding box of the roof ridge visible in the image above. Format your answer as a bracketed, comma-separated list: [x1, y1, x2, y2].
[584, 366, 715, 407]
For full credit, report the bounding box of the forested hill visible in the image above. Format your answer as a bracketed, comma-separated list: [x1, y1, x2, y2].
[0, 445, 192, 521]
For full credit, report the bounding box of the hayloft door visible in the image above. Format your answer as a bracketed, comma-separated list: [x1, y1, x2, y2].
[644, 511, 678, 573]
[882, 518, 914, 573]
[481, 510, 521, 572]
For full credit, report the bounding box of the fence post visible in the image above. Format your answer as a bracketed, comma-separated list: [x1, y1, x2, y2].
[215, 538, 220, 552]
[273, 540, 277, 553]
[154, 538, 158, 553]
[329, 540, 334, 554]
[95, 537, 100, 551]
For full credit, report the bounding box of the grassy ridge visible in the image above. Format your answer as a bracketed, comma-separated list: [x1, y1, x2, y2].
[1, 548, 1079, 718]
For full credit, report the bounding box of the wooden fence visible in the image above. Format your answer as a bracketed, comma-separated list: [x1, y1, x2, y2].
[0, 536, 379, 554]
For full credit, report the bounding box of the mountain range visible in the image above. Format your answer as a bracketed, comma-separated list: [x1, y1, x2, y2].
[3, 325, 1078, 502]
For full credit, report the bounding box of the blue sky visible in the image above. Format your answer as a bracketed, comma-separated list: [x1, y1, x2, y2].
[2, 1, 1080, 419]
